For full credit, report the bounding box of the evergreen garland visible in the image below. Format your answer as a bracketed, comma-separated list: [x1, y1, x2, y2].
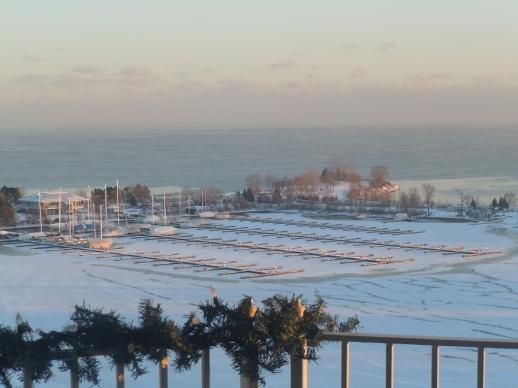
[0, 294, 359, 387]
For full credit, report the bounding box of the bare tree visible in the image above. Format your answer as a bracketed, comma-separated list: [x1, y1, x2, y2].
[421, 183, 436, 215]
[293, 170, 319, 190]
[398, 191, 409, 212]
[408, 187, 421, 216]
[203, 187, 223, 206]
[246, 173, 262, 194]
[264, 174, 277, 193]
[504, 193, 517, 208]
[369, 165, 389, 188]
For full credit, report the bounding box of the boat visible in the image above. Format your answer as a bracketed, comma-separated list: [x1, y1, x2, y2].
[199, 211, 217, 218]
[149, 226, 177, 236]
[87, 203, 113, 249]
[89, 238, 113, 249]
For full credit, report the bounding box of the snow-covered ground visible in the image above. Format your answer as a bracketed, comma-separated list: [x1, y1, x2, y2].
[2, 211, 518, 387]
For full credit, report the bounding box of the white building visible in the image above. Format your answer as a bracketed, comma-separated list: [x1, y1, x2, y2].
[18, 192, 89, 215]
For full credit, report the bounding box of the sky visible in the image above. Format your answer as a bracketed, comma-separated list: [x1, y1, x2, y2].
[1, 0, 517, 129]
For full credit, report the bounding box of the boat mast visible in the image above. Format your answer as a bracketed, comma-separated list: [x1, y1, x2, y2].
[163, 193, 167, 225]
[179, 188, 182, 218]
[116, 178, 120, 227]
[58, 188, 62, 235]
[68, 200, 72, 238]
[87, 186, 91, 225]
[104, 184, 108, 224]
[99, 205, 103, 239]
[93, 204, 97, 238]
[38, 191, 43, 234]
[151, 193, 155, 224]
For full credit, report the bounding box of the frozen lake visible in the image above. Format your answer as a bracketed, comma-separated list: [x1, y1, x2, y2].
[1, 211, 518, 387]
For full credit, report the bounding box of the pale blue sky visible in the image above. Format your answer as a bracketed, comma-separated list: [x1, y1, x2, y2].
[1, 1, 517, 128]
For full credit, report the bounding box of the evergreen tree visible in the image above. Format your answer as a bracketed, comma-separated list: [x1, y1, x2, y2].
[244, 188, 255, 202]
[0, 193, 15, 225]
[0, 186, 21, 204]
[272, 188, 282, 203]
[470, 199, 477, 208]
[498, 197, 509, 210]
[491, 198, 498, 208]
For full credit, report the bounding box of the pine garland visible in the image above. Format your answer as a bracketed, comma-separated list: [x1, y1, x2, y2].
[0, 294, 359, 387]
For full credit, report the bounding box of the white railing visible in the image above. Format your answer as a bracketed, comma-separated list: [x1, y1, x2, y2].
[20, 332, 518, 388]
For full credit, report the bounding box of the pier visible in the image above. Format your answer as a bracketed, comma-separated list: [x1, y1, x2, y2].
[187, 223, 498, 257]
[0, 238, 303, 279]
[232, 216, 425, 235]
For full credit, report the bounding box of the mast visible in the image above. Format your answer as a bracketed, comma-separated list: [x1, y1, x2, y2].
[116, 178, 120, 226]
[93, 204, 97, 238]
[87, 186, 91, 225]
[38, 191, 43, 234]
[163, 193, 167, 225]
[179, 188, 182, 218]
[68, 200, 72, 238]
[99, 205, 103, 239]
[104, 184, 108, 224]
[58, 188, 62, 234]
[151, 193, 155, 224]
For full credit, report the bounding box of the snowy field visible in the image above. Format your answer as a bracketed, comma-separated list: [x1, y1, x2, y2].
[2, 211, 518, 387]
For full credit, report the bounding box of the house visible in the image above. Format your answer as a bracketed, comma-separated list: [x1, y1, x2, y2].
[17, 192, 89, 215]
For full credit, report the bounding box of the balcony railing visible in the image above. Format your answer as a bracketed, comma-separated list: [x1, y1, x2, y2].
[17, 331, 518, 388]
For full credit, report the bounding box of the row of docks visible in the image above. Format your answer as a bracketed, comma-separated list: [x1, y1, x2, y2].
[131, 234, 416, 267]
[0, 238, 304, 279]
[232, 216, 425, 235]
[188, 224, 500, 257]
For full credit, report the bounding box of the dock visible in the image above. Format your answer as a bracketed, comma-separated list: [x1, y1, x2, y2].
[185, 224, 498, 257]
[0, 238, 303, 279]
[232, 216, 425, 235]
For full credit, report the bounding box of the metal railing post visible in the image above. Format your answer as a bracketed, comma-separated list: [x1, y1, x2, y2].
[23, 365, 33, 388]
[291, 343, 308, 388]
[431, 345, 440, 388]
[290, 356, 308, 388]
[202, 349, 210, 388]
[386, 343, 394, 388]
[159, 357, 168, 388]
[477, 347, 485, 388]
[240, 375, 259, 388]
[341, 340, 350, 388]
[70, 363, 80, 388]
[116, 363, 125, 388]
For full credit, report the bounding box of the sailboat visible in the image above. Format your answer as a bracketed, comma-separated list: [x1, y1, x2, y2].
[27, 191, 48, 238]
[89, 204, 113, 249]
[148, 193, 177, 236]
[103, 179, 129, 237]
[198, 188, 217, 218]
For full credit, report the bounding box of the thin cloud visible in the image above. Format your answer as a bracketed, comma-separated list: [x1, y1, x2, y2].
[279, 81, 301, 90]
[11, 73, 52, 85]
[350, 66, 366, 79]
[470, 76, 498, 85]
[119, 65, 151, 77]
[20, 54, 44, 63]
[267, 61, 298, 70]
[71, 65, 104, 77]
[341, 43, 359, 51]
[406, 73, 451, 85]
[377, 41, 398, 52]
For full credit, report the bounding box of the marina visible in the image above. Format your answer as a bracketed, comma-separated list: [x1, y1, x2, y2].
[187, 220, 499, 257]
